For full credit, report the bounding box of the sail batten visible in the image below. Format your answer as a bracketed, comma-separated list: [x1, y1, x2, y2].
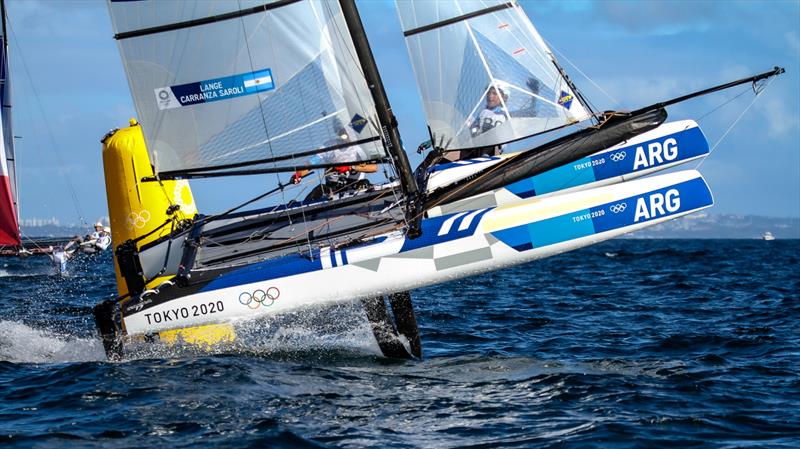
[113, 0, 303, 40]
[397, 0, 592, 152]
[403, 2, 513, 37]
[109, 0, 387, 176]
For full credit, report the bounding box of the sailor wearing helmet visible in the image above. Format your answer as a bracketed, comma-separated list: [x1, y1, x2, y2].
[456, 81, 511, 160]
[470, 82, 510, 137]
[290, 122, 378, 201]
[89, 221, 104, 240]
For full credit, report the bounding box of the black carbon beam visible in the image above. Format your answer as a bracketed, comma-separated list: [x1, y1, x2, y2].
[361, 295, 421, 360]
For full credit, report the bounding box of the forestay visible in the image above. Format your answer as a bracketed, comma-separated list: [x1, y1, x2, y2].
[397, 0, 592, 151]
[107, 0, 387, 178]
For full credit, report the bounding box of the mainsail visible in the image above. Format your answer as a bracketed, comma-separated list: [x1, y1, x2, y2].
[397, 0, 592, 151]
[0, 0, 19, 247]
[108, 0, 389, 179]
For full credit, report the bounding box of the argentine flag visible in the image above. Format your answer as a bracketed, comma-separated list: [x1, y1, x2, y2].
[243, 69, 274, 93]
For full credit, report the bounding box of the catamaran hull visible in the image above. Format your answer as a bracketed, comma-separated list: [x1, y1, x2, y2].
[427, 120, 709, 215]
[120, 170, 713, 337]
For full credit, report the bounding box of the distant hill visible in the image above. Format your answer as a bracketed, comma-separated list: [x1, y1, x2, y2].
[625, 213, 799, 239]
[18, 213, 800, 240]
[21, 224, 88, 239]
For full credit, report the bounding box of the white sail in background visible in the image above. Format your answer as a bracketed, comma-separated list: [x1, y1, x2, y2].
[107, 0, 386, 176]
[397, 0, 592, 151]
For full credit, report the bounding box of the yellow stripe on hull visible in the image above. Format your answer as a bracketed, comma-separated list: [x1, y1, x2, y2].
[159, 323, 237, 347]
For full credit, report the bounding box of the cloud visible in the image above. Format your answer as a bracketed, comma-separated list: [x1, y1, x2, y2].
[755, 96, 800, 136]
[786, 30, 800, 55]
[593, 0, 720, 35]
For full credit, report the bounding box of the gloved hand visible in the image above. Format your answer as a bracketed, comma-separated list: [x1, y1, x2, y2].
[290, 171, 303, 184]
[333, 165, 353, 174]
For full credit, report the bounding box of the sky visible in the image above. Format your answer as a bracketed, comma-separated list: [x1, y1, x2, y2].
[5, 0, 799, 228]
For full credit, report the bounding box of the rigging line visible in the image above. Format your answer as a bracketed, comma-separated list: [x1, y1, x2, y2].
[235, 0, 294, 226]
[239, 0, 278, 172]
[196, 176, 300, 226]
[149, 0, 197, 175]
[545, 38, 615, 113]
[19, 232, 51, 253]
[694, 77, 776, 171]
[329, 3, 409, 235]
[326, 1, 404, 201]
[693, 86, 751, 123]
[7, 20, 86, 228]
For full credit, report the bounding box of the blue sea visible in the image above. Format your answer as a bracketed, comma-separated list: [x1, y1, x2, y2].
[0, 239, 798, 448]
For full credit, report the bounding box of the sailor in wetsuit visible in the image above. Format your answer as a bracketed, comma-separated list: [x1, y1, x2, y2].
[417, 83, 510, 173]
[290, 125, 378, 201]
[471, 85, 509, 136]
[64, 222, 112, 255]
[461, 83, 510, 160]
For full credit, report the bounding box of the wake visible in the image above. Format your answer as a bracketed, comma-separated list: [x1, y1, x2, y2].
[0, 320, 106, 364]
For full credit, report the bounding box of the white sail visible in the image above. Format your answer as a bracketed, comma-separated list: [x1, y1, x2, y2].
[396, 0, 592, 151]
[107, 0, 386, 176]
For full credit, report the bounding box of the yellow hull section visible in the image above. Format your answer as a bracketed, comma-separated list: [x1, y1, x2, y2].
[102, 119, 236, 348]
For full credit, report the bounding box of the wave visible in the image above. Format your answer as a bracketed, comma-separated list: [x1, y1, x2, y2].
[0, 320, 106, 364]
[0, 268, 58, 278]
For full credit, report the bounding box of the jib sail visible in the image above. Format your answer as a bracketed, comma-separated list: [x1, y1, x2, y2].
[397, 0, 592, 152]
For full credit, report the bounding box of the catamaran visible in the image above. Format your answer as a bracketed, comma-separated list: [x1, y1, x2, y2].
[0, 0, 98, 260]
[93, 0, 783, 360]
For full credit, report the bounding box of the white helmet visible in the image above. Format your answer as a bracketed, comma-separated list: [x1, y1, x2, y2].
[490, 80, 511, 100]
[94, 221, 103, 228]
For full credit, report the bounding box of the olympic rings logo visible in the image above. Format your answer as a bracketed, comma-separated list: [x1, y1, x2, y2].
[126, 210, 151, 230]
[609, 203, 627, 213]
[609, 151, 626, 162]
[239, 287, 280, 309]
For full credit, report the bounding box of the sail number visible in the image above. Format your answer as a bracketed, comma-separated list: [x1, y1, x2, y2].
[633, 138, 678, 170]
[144, 301, 225, 325]
[634, 189, 680, 222]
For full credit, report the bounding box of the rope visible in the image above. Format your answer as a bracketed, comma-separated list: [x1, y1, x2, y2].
[8, 20, 87, 228]
[695, 77, 776, 171]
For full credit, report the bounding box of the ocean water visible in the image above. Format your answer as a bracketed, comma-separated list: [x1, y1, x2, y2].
[0, 239, 798, 448]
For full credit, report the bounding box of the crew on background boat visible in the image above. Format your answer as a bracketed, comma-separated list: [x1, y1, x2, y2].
[290, 124, 378, 201]
[64, 222, 112, 255]
[89, 221, 104, 240]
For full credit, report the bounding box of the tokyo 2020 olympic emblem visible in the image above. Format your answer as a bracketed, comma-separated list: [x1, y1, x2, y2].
[127, 210, 151, 230]
[239, 287, 280, 309]
[609, 203, 627, 213]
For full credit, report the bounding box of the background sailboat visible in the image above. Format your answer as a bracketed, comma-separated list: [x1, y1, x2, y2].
[0, 0, 20, 252]
[0, 0, 110, 259]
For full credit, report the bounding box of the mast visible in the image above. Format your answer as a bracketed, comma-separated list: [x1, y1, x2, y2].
[338, 0, 421, 237]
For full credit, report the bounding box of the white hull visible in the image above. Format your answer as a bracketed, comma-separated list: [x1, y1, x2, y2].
[427, 120, 709, 215]
[123, 170, 713, 336]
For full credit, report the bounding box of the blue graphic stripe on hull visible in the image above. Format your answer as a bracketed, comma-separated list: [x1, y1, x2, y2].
[494, 177, 712, 251]
[506, 126, 709, 199]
